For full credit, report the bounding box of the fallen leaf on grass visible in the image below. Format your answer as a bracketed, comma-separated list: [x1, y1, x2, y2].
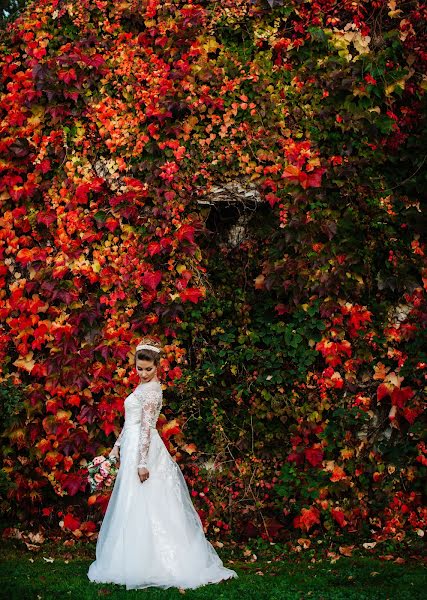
[43, 557, 54, 563]
[339, 545, 355, 557]
[326, 551, 340, 563]
[28, 532, 45, 544]
[24, 542, 41, 551]
[370, 571, 380, 576]
[2, 527, 22, 540]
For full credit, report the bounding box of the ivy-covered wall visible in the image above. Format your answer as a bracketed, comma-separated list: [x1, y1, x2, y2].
[0, 0, 425, 549]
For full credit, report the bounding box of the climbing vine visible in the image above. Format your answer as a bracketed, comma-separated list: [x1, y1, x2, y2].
[0, 0, 425, 551]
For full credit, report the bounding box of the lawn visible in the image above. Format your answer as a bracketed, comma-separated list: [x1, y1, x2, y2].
[0, 539, 425, 599]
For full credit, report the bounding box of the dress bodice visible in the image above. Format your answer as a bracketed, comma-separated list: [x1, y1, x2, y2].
[116, 380, 163, 469]
[124, 380, 162, 427]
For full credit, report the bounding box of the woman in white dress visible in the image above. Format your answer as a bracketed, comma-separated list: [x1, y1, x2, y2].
[87, 338, 238, 590]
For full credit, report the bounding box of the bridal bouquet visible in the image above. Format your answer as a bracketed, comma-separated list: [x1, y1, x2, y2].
[87, 455, 119, 493]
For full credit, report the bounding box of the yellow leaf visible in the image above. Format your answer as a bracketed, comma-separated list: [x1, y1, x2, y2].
[202, 36, 220, 54]
[70, 302, 83, 309]
[386, 371, 404, 387]
[176, 264, 186, 274]
[183, 443, 197, 454]
[56, 410, 72, 420]
[13, 353, 35, 373]
[387, 2, 402, 18]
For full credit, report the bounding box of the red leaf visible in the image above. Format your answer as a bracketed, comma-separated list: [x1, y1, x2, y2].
[391, 386, 414, 408]
[402, 406, 423, 424]
[305, 447, 324, 467]
[282, 165, 325, 189]
[282, 164, 306, 186]
[63, 513, 81, 530]
[80, 520, 97, 533]
[62, 473, 87, 497]
[179, 287, 203, 303]
[141, 271, 162, 290]
[88, 54, 105, 68]
[15, 247, 48, 265]
[306, 168, 326, 188]
[36, 210, 56, 227]
[377, 383, 393, 402]
[293, 506, 321, 532]
[331, 508, 347, 528]
[147, 242, 162, 256]
[58, 68, 77, 84]
[176, 224, 195, 244]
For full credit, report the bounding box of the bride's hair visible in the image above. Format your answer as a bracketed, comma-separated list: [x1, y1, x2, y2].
[134, 337, 163, 366]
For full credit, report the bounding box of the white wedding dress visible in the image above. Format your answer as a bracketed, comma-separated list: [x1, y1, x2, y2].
[87, 379, 238, 590]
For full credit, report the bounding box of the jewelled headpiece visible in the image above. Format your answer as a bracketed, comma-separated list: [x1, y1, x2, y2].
[136, 343, 161, 353]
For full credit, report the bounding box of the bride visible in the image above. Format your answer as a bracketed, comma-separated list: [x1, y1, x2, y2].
[87, 338, 238, 590]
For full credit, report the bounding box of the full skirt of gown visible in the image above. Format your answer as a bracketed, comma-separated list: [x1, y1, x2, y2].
[87, 422, 238, 590]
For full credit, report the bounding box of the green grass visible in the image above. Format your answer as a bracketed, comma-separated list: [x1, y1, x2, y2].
[0, 540, 425, 599]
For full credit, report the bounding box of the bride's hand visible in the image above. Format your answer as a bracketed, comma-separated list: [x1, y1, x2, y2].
[138, 467, 149, 483]
[109, 446, 120, 460]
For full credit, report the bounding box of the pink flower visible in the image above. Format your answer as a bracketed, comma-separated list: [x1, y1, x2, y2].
[93, 456, 105, 466]
[105, 476, 113, 486]
[94, 473, 103, 483]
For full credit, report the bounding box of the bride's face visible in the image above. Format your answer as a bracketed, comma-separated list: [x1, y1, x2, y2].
[136, 358, 157, 383]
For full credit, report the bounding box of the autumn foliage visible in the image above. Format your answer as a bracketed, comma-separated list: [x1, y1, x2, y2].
[0, 0, 426, 551]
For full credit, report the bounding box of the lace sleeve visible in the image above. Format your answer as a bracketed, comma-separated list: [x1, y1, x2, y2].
[114, 428, 124, 448]
[137, 388, 162, 469]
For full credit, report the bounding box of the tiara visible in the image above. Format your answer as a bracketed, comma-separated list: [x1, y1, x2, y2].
[136, 343, 161, 353]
